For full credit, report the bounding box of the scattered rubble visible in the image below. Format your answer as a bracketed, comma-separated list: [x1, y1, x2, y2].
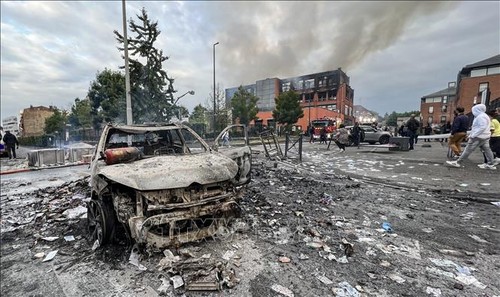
[1, 155, 499, 296]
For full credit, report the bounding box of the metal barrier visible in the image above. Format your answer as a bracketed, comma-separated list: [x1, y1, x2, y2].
[66, 147, 94, 163]
[259, 130, 283, 160]
[27, 149, 65, 167]
[27, 146, 95, 167]
[284, 132, 303, 162]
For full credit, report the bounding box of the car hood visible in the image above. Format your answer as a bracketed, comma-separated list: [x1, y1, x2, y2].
[97, 152, 238, 191]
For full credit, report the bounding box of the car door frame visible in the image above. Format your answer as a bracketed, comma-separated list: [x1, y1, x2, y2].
[213, 124, 252, 186]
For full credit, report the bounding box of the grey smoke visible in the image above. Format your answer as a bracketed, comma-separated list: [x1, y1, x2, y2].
[203, 1, 457, 85]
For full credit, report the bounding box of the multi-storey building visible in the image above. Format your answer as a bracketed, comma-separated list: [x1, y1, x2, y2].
[1, 116, 20, 136]
[19, 106, 56, 137]
[420, 82, 457, 126]
[225, 68, 355, 131]
[420, 54, 500, 128]
[455, 54, 500, 113]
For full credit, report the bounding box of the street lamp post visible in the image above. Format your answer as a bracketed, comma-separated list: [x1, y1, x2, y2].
[122, 0, 132, 125]
[213, 42, 219, 134]
[173, 90, 195, 122]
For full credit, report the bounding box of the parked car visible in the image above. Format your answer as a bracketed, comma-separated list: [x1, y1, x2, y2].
[345, 125, 392, 145]
[88, 123, 251, 248]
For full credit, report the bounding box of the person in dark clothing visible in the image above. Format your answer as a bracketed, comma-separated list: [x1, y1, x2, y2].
[2, 130, 19, 159]
[319, 127, 327, 144]
[449, 107, 469, 158]
[424, 124, 432, 142]
[352, 122, 361, 148]
[406, 114, 420, 150]
[309, 125, 315, 143]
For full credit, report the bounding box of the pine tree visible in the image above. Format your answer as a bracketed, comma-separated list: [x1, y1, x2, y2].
[114, 8, 176, 123]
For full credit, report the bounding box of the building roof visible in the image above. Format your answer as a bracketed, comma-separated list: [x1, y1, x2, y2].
[462, 54, 500, 70]
[421, 85, 456, 99]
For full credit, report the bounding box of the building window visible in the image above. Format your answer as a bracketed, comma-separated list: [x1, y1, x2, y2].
[428, 116, 433, 124]
[304, 79, 315, 89]
[487, 66, 500, 75]
[425, 97, 442, 103]
[441, 105, 447, 113]
[479, 83, 488, 93]
[441, 116, 446, 123]
[318, 76, 328, 87]
[470, 68, 487, 77]
[318, 91, 327, 101]
[428, 106, 434, 114]
[443, 96, 448, 104]
[479, 83, 488, 105]
[326, 104, 337, 111]
[304, 93, 314, 102]
[282, 82, 291, 92]
[345, 106, 348, 115]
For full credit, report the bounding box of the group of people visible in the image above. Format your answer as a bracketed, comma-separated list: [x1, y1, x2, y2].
[446, 104, 500, 170]
[396, 114, 420, 149]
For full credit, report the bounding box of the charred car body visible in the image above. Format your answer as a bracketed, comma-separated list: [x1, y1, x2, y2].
[88, 123, 251, 248]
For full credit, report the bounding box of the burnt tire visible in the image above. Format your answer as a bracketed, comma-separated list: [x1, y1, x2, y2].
[87, 199, 115, 246]
[379, 135, 390, 144]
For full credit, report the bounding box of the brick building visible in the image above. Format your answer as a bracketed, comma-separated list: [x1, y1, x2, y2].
[420, 82, 456, 126]
[20, 106, 56, 137]
[420, 54, 500, 128]
[455, 54, 500, 113]
[225, 68, 355, 131]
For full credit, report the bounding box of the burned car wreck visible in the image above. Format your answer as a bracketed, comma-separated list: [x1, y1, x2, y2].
[88, 123, 251, 248]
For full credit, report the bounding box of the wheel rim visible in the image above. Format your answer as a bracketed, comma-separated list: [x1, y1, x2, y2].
[87, 200, 107, 245]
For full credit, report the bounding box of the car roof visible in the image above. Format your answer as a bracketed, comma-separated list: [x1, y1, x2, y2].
[106, 123, 182, 133]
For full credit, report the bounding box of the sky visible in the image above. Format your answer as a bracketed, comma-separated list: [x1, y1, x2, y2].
[1, 1, 499, 123]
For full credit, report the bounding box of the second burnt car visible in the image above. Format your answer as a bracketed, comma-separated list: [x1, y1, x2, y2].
[88, 123, 251, 248]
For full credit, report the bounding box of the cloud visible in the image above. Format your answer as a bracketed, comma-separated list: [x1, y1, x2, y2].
[1, 1, 499, 123]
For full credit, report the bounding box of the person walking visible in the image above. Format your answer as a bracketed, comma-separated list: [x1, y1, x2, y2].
[352, 122, 361, 148]
[2, 130, 19, 159]
[446, 104, 496, 170]
[406, 114, 420, 150]
[448, 107, 469, 158]
[319, 126, 327, 144]
[484, 109, 500, 163]
[309, 125, 315, 143]
[424, 124, 432, 142]
[327, 124, 349, 152]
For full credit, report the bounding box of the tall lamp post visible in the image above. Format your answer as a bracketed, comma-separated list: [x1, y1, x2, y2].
[122, 0, 132, 125]
[213, 41, 219, 134]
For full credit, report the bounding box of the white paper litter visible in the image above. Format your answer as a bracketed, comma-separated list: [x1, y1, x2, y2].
[42, 250, 58, 262]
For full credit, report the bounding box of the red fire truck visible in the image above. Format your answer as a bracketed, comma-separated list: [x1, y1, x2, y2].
[311, 118, 337, 140]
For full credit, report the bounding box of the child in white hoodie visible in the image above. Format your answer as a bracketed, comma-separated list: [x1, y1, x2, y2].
[446, 104, 496, 170]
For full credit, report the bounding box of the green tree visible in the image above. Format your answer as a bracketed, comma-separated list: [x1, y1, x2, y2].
[385, 110, 420, 126]
[385, 111, 398, 126]
[272, 90, 304, 131]
[189, 104, 209, 137]
[44, 109, 67, 135]
[114, 8, 176, 123]
[87, 69, 126, 130]
[68, 97, 92, 129]
[189, 104, 208, 124]
[231, 86, 259, 125]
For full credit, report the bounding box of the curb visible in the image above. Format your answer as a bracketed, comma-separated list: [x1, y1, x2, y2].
[0, 162, 89, 175]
